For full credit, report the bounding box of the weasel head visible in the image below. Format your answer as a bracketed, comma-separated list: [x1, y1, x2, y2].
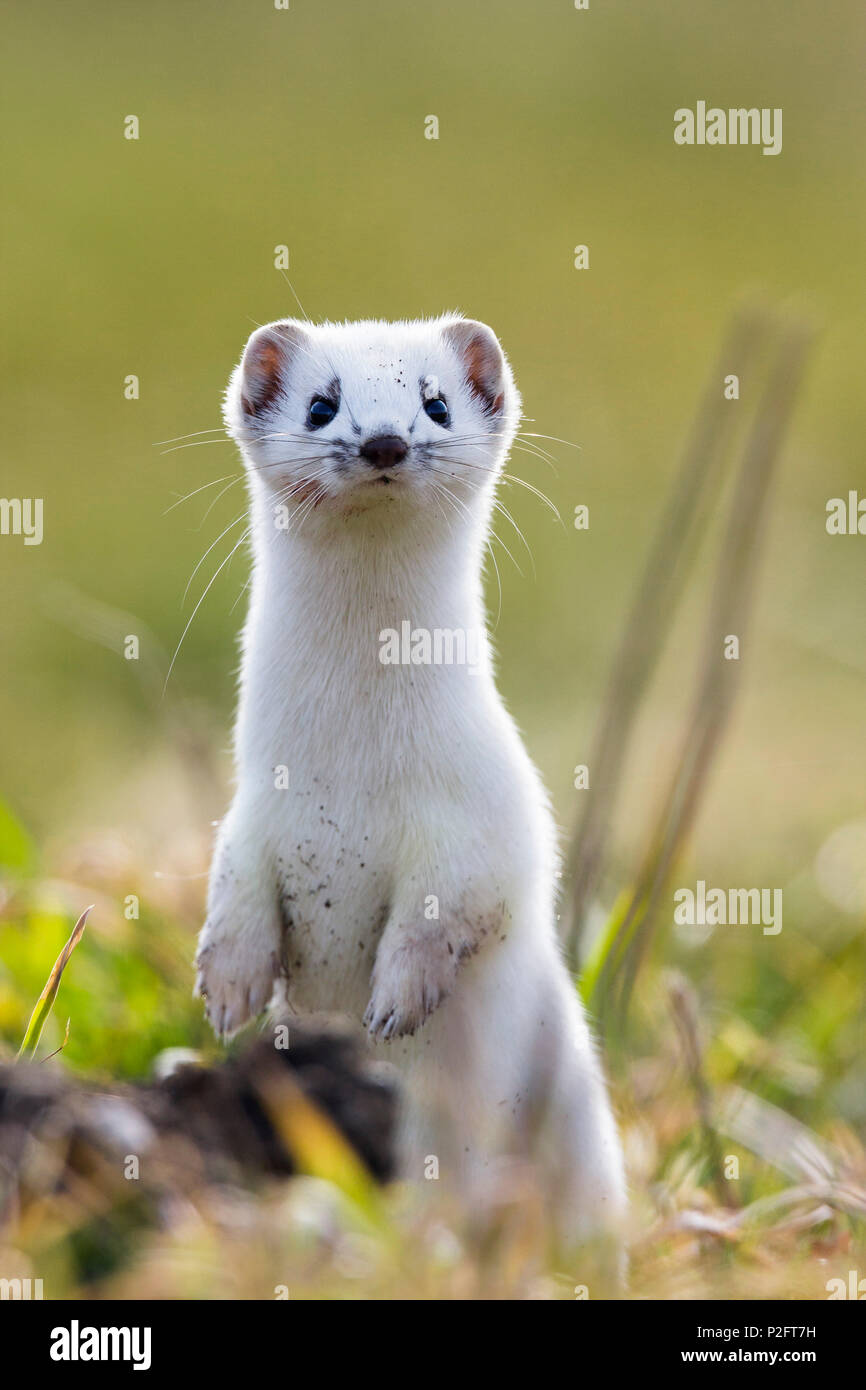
[224, 315, 520, 523]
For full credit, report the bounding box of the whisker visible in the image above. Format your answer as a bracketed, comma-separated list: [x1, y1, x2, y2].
[501, 472, 563, 525]
[487, 524, 523, 577]
[223, 469, 332, 617]
[433, 433, 558, 472]
[428, 472, 513, 611]
[277, 267, 310, 322]
[426, 454, 563, 525]
[164, 527, 252, 696]
[519, 429, 582, 451]
[486, 539, 503, 628]
[155, 426, 229, 447]
[183, 509, 250, 606]
[426, 429, 562, 473]
[198, 473, 245, 528]
[492, 498, 536, 580]
[181, 465, 333, 611]
[159, 437, 236, 456]
[510, 440, 561, 472]
[426, 480, 458, 540]
[163, 474, 238, 515]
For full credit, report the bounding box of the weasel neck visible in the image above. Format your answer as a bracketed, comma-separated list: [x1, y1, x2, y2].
[247, 484, 491, 643]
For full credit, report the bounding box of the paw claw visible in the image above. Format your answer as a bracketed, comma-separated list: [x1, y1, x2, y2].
[364, 925, 460, 1041]
[194, 919, 279, 1040]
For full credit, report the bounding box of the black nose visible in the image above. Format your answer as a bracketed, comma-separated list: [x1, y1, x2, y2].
[360, 434, 408, 471]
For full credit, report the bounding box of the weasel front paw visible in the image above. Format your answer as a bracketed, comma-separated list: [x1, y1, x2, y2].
[363, 924, 460, 1041]
[194, 922, 279, 1039]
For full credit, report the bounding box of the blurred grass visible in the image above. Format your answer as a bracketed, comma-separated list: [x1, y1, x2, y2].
[1, 805, 862, 1297]
[0, 0, 865, 1297]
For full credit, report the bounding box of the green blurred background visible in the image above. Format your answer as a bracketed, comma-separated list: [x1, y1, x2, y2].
[1, 1, 864, 1103]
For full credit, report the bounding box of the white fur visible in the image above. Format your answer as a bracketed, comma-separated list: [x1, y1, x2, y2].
[195, 315, 626, 1254]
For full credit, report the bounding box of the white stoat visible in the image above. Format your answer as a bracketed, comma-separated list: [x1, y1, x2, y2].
[194, 314, 626, 1256]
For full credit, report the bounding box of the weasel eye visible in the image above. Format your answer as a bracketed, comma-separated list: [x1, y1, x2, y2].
[424, 397, 449, 427]
[308, 397, 337, 429]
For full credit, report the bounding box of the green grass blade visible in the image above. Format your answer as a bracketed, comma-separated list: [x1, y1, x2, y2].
[16, 905, 91, 1061]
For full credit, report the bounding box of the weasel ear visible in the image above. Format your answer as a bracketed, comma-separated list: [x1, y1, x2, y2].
[238, 319, 307, 418]
[442, 318, 507, 415]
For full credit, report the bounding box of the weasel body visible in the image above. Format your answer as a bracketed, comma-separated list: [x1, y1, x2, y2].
[195, 315, 625, 1252]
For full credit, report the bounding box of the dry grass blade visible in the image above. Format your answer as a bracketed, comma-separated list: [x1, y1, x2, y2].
[564, 306, 769, 957]
[253, 1066, 383, 1222]
[578, 316, 813, 1030]
[667, 970, 737, 1208]
[720, 1085, 837, 1186]
[718, 1087, 866, 1222]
